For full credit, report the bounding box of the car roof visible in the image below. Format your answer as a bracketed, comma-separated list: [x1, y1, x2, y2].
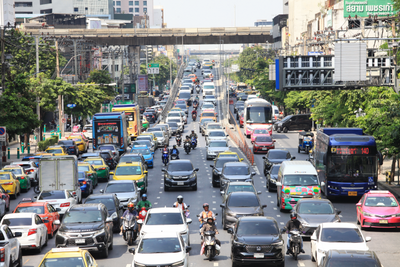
[4, 212, 35, 218]
[364, 190, 393, 197]
[227, 181, 254, 186]
[327, 250, 377, 259]
[86, 193, 116, 199]
[69, 203, 105, 211]
[228, 191, 258, 197]
[148, 207, 182, 214]
[117, 162, 142, 166]
[224, 162, 248, 167]
[238, 216, 277, 222]
[142, 232, 180, 239]
[169, 159, 192, 164]
[107, 180, 135, 184]
[320, 222, 358, 229]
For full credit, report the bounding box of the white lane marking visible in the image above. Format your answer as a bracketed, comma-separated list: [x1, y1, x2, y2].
[159, 192, 162, 194]
[213, 201, 216, 204]
[276, 214, 281, 217]
[261, 181, 264, 183]
[213, 263, 219, 266]
[280, 222, 284, 225]
[253, 166, 260, 175]
[212, 196, 216, 198]
[157, 196, 160, 199]
[126, 264, 132, 267]
[299, 261, 305, 267]
[212, 208, 216, 210]
[154, 202, 158, 205]
[339, 215, 343, 217]
[259, 177, 263, 179]
[273, 208, 277, 210]
[268, 195, 271, 198]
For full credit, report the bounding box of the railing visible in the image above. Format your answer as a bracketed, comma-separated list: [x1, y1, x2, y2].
[160, 64, 185, 122]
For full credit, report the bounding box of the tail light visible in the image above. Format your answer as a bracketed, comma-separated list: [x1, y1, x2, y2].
[0, 247, 4, 262]
[98, 167, 106, 170]
[60, 202, 70, 207]
[82, 181, 87, 184]
[69, 146, 75, 149]
[20, 176, 25, 180]
[3, 182, 12, 185]
[108, 158, 113, 160]
[28, 229, 37, 236]
[83, 130, 87, 132]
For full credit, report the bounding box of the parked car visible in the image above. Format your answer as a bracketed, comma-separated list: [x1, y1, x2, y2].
[274, 114, 312, 133]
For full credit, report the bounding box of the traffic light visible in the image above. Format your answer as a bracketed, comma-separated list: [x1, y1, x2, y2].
[147, 46, 153, 61]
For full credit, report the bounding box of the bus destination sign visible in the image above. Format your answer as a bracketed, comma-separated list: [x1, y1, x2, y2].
[331, 146, 371, 155]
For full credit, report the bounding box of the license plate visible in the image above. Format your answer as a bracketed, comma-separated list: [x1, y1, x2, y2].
[348, 191, 357, 196]
[379, 220, 388, 224]
[75, 239, 85, 244]
[254, 253, 264, 258]
[262, 148, 267, 150]
[177, 182, 184, 185]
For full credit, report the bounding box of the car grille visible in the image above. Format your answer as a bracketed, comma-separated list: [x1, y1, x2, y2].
[246, 245, 272, 253]
[172, 176, 189, 180]
[67, 237, 95, 246]
[375, 214, 395, 218]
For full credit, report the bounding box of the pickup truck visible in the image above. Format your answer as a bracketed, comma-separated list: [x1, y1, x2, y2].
[0, 225, 22, 267]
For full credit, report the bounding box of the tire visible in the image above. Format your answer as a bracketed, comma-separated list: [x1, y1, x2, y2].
[192, 184, 197, 191]
[127, 231, 134, 246]
[44, 233, 48, 246]
[267, 181, 271, 192]
[212, 180, 218, 188]
[48, 225, 54, 239]
[164, 184, 169, 191]
[102, 244, 109, 258]
[16, 248, 22, 267]
[357, 217, 360, 225]
[6, 202, 9, 212]
[109, 235, 114, 250]
[222, 216, 227, 230]
[277, 129, 281, 133]
[298, 147, 301, 153]
[276, 196, 280, 207]
[283, 127, 288, 133]
[311, 251, 316, 262]
[36, 238, 42, 254]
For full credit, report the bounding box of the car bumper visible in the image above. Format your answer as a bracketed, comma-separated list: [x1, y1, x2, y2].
[232, 251, 284, 265]
[77, 144, 85, 152]
[80, 185, 91, 195]
[19, 179, 29, 189]
[164, 178, 197, 189]
[145, 159, 154, 167]
[268, 180, 277, 190]
[95, 169, 109, 179]
[253, 146, 274, 153]
[66, 148, 77, 155]
[1, 185, 15, 194]
[301, 226, 317, 237]
[361, 216, 400, 228]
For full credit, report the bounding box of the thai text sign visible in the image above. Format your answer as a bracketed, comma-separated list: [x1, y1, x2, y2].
[344, 0, 396, 18]
[138, 75, 148, 92]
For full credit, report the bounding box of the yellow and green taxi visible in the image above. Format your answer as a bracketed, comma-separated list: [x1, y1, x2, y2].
[67, 135, 88, 153]
[38, 247, 98, 267]
[141, 132, 157, 144]
[142, 117, 149, 129]
[45, 146, 68, 156]
[110, 162, 148, 193]
[215, 151, 244, 162]
[0, 171, 20, 199]
[170, 107, 182, 113]
[2, 165, 30, 192]
[77, 162, 99, 188]
[84, 157, 109, 182]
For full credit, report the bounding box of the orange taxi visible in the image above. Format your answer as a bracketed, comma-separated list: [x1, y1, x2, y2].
[188, 74, 197, 82]
[200, 111, 217, 122]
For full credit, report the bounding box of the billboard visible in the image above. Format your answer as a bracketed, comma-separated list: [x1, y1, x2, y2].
[138, 75, 148, 92]
[344, 0, 396, 18]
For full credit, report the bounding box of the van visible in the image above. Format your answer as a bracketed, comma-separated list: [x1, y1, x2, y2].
[272, 105, 280, 123]
[274, 114, 312, 133]
[276, 161, 322, 211]
[203, 82, 216, 97]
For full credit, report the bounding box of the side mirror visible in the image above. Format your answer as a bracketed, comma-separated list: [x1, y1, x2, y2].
[291, 157, 296, 160]
[220, 204, 226, 208]
[186, 218, 192, 224]
[321, 182, 325, 187]
[129, 248, 136, 254]
[240, 158, 244, 161]
[56, 208, 61, 212]
[194, 168, 199, 172]
[251, 172, 256, 176]
[144, 171, 148, 174]
[262, 205, 267, 209]
[186, 246, 192, 253]
[54, 220, 61, 225]
[336, 210, 342, 215]
[365, 236, 372, 242]
[227, 228, 233, 234]
[210, 165, 214, 168]
[161, 168, 166, 172]
[262, 157, 266, 159]
[109, 172, 114, 175]
[14, 232, 22, 238]
[356, 203, 361, 207]
[100, 189, 104, 193]
[220, 191, 224, 195]
[276, 182, 282, 187]
[257, 191, 262, 195]
[106, 217, 113, 223]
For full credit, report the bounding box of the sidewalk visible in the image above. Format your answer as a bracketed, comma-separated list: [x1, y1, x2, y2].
[377, 158, 400, 198]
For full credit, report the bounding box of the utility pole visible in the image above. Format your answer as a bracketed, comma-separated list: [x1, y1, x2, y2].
[135, 46, 140, 103]
[1, 27, 5, 93]
[111, 49, 115, 91]
[56, 40, 63, 138]
[73, 40, 78, 83]
[36, 36, 41, 141]
[121, 47, 125, 102]
[169, 57, 172, 91]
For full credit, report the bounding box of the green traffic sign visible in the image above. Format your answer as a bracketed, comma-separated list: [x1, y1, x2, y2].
[147, 63, 159, 68]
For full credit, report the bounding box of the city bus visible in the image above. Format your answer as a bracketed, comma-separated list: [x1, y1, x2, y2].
[92, 112, 129, 155]
[314, 128, 383, 198]
[236, 82, 247, 92]
[243, 98, 273, 138]
[111, 104, 141, 141]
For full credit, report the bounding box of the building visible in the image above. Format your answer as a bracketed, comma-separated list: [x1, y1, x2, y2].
[254, 20, 272, 27]
[1, 0, 15, 27]
[272, 14, 288, 50]
[113, 0, 156, 26]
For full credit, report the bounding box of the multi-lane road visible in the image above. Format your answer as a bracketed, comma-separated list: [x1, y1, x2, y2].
[14, 65, 400, 267]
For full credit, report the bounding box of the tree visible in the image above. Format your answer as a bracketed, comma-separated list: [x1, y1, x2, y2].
[85, 69, 115, 97]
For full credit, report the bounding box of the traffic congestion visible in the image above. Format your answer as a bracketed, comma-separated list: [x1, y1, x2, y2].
[0, 58, 396, 267]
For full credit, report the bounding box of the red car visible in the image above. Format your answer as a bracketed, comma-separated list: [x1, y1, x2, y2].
[0, 185, 10, 211]
[356, 190, 400, 229]
[253, 135, 276, 153]
[239, 111, 245, 128]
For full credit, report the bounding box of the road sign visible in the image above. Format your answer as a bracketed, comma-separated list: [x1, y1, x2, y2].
[67, 104, 76, 108]
[62, 118, 66, 123]
[147, 63, 159, 68]
[0, 127, 6, 142]
[147, 68, 159, 74]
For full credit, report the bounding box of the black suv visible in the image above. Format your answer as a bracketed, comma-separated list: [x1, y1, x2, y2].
[263, 149, 295, 175]
[55, 204, 114, 258]
[162, 160, 199, 191]
[228, 216, 284, 267]
[274, 114, 312, 133]
[81, 151, 117, 169]
[58, 140, 79, 156]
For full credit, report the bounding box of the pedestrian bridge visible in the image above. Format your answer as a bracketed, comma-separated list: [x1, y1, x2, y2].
[20, 26, 272, 45]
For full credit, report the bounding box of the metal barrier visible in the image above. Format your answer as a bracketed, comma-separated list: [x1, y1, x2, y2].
[160, 64, 185, 122]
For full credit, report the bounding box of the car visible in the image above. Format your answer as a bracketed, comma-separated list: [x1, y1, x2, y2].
[274, 114, 312, 133]
[132, 140, 155, 153]
[204, 95, 217, 106]
[239, 111, 245, 127]
[77, 162, 99, 188]
[140, 132, 158, 145]
[145, 107, 158, 119]
[319, 250, 383, 267]
[158, 123, 172, 139]
[57, 140, 79, 156]
[205, 130, 227, 146]
[0, 171, 20, 199]
[228, 216, 284, 267]
[78, 171, 93, 196]
[175, 104, 188, 114]
[1, 212, 48, 253]
[2, 165, 31, 192]
[162, 160, 199, 191]
[119, 153, 148, 170]
[220, 162, 255, 190]
[35, 190, 78, 216]
[96, 150, 118, 169]
[143, 112, 156, 123]
[236, 106, 244, 119]
[0, 185, 10, 212]
[310, 222, 371, 266]
[210, 157, 240, 188]
[13, 198, 61, 238]
[201, 111, 217, 121]
[204, 122, 224, 137]
[167, 122, 181, 135]
[234, 101, 245, 113]
[82, 124, 93, 140]
[263, 149, 295, 175]
[152, 131, 169, 147]
[199, 118, 215, 134]
[55, 203, 113, 258]
[201, 103, 216, 113]
[356, 190, 400, 229]
[237, 94, 248, 101]
[220, 181, 261, 203]
[135, 135, 156, 149]
[167, 117, 185, 132]
[220, 192, 267, 230]
[266, 164, 280, 192]
[83, 157, 110, 182]
[293, 199, 341, 237]
[147, 127, 169, 141]
[179, 111, 188, 124]
[167, 111, 184, 123]
[100, 180, 139, 208]
[174, 100, 187, 107]
[206, 140, 230, 160]
[84, 194, 124, 233]
[110, 162, 148, 193]
[139, 207, 192, 245]
[130, 145, 154, 168]
[215, 151, 244, 162]
[67, 134, 89, 153]
[253, 135, 276, 154]
[250, 128, 271, 143]
[97, 144, 120, 162]
[38, 247, 98, 267]
[45, 146, 68, 156]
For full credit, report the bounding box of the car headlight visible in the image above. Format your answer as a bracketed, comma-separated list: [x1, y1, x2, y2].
[172, 260, 185, 267]
[129, 197, 137, 203]
[278, 123, 282, 126]
[318, 249, 327, 254]
[110, 212, 117, 219]
[271, 240, 284, 246]
[363, 211, 374, 217]
[134, 261, 146, 267]
[393, 213, 400, 217]
[313, 193, 322, 199]
[227, 212, 237, 217]
[298, 218, 309, 227]
[283, 194, 291, 199]
[136, 178, 145, 183]
[233, 240, 246, 247]
[94, 229, 105, 235]
[189, 173, 196, 179]
[270, 179, 276, 184]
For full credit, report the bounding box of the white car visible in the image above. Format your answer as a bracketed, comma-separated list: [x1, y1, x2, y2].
[311, 222, 371, 265]
[82, 124, 92, 141]
[35, 190, 78, 216]
[140, 207, 192, 245]
[205, 130, 228, 146]
[179, 111, 188, 124]
[204, 123, 224, 137]
[1, 213, 48, 253]
[130, 232, 190, 267]
[166, 116, 184, 130]
[12, 161, 38, 186]
[201, 103, 216, 113]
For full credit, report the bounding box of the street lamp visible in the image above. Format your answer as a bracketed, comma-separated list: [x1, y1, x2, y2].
[60, 54, 82, 75]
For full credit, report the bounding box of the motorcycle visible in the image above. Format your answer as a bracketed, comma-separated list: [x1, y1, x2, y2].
[197, 63, 201, 69]
[288, 230, 302, 260]
[196, 86, 201, 94]
[192, 113, 197, 121]
[201, 231, 220, 260]
[176, 135, 182, 146]
[137, 207, 147, 232]
[122, 213, 138, 246]
[162, 150, 169, 166]
[171, 151, 179, 160]
[184, 142, 191, 154]
[193, 102, 199, 110]
[191, 137, 197, 149]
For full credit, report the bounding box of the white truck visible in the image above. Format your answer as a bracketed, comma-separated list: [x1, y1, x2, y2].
[38, 156, 82, 203]
[0, 225, 22, 267]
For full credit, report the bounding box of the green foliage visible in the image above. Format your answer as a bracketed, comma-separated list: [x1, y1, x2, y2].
[38, 136, 59, 151]
[139, 55, 177, 90]
[85, 69, 115, 96]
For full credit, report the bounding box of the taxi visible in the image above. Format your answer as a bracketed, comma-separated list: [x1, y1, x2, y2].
[142, 117, 149, 130]
[2, 165, 30, 192]
[202, 108, 217, 117]
[0, 171, 20, 199]
[77, 162, 99, 187]
[13, 198, 61, 238]
[67, 134, 89, 153]
[140, 132, 157, 145]
[215, 151, 244, 162]
[170, 107, 182, 113]
[110, 162, 148, 193]
[45, 146, 68, 156]
[83, 157, 109, 182]
[188, 73, 197, 82]
[38, 247, 98, 267]
[200, 111, 217, 122]
[204, 62, 213, 67]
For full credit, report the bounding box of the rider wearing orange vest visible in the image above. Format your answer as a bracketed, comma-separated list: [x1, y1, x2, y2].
[198, 203, 216, 223]
[173, 195, 188, 211]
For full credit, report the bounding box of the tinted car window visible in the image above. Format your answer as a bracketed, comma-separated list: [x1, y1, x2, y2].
[138, 238, 181, 253]
[228, 194, 259, 207]
[0, 173, 10, 180]
[283, 175, 318, 186]
[179, 92, 191, 99]
[78, 166, 90, 172]
[3, 218, 32, 226]
[224, 166, 249, 175]
[324, 257, 380, 267]
[256, 136, 272, 142]
[131, 148, 151, 155]
[227, 185, 254, 194]
[209, 141, 228, 147]
[168, 162, 193, 171]
[39, 191, 66, 200]
[209, 131, 225, 137]
[270, 165, 280, 175]
[15, 206, 45, 214]
[63, 210, 103, 223]
[120, 155, 142, 163]
[215, 158, 239, 168]
[58, 141, 74, 146]
[167, 122, 178, 127]
[99, 146, 115, 150]
[298, 202, 334, 214]
[268, 151, 289, 159]
[320, 228, 363, 242]
[237, 220, 279, 235]
[105, 183, 135, 193]
[85, 198, 115, 210]
[365, 196, 398, 207]
[145, 213, 183, 225]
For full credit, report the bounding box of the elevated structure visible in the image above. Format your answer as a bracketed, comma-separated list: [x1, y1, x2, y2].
[189, 50, 240, 55]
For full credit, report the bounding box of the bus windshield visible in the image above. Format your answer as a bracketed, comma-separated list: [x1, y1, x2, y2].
[327, 155, 377, 183]
[94, 120, 121, 146]
[246, 106, 272, 124]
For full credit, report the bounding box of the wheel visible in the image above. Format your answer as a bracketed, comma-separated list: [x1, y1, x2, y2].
[277, 129, 281, 133]
[5, 202, 9, 212]
[44, 233, 48, 246]
[212, 179, 218, 188]
[192, 184, 197, 191]
[36, 238, 42, 254]
[109, 235, 114, 250]
[298, 147, 300, 153]
[276, 196, 280, 207]
[222, 216, 227, 230]
[90, 186, 94, 194]
[102, 244, 109, 258]
[16, 249, 22, 267]
[357, 216, 360, 225]
[127, 231, 134, 246]
[267, 181, 271, 192]
[164, 184, 169, 191]
[311, 251, 316, 262]
[48, 224, 54, 239]
[283, 127, 288, 133]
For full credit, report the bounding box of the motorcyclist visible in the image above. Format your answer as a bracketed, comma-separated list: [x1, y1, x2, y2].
[191, 109, 197, 117]
[161, 144, 169, 159]
[200, 216, 221, 250]
[193, 99, 199, 106]
[189, 130, 198, 139]
[170, 145, 180, 159]
[137, 194, 152, 211]
[184, 135, 191, 145]
[120, 202, 138, 234]
[173, 195, 189, 211]
[198, 203, 216, 225]
[175, 133, 182, 145]
[284, 212, 305, 254]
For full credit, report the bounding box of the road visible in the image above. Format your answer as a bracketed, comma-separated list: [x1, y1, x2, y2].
[14, 65, 400, 267]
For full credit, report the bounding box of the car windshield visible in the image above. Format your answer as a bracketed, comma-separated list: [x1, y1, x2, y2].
[201, 119, 213, 126]
[115, 166, 142, 175]
[209, 131, 225, 137]
[365, 196, 398, 207]
[133, 141, 151, 148]
[254, 129, 269, 134]
[320, 228, 364, 242]
[39, 191, 66, 200]
[268, 151, 289, 159]
[84, 125, 92, 131]
[153, 132, 164, 137]
[228, 194, 259, 207]
[224, 166, 250, 175]
[169, 119, 180, 123]
[78, 166, 90, 172]
[5, 168, 22, 175]
[324, 257, 380, 267]
[136, 137, 152, 142]
[120, 156, 142, 163]
[39, 258, 85, 267]
[256, 136, 273, 142]
[227, 185, 254, 194]
[283, 175, 319, 186]
[205, 96, 216, 100]
[85, 160, 103, 165]
[203, 104, 215, 109]
[298, 202, 334, 214]
[0, 173, 10, 180]
[167, 122, 178, 127]
[106, 183, 135, 193]
[85, 198, 115, 210]
[237, 221, 279, 236]
[209, 141, 228, 147]
[138, 238, 181, 253]
[176, 105, 186, 109]
[270, 165, 280, 175]
[99, 146, 114, 150]
[3, 217, 32, 226]
[168, 162, 193, 172]
[15, 206, 45, 214]
[63, 210, 103, 223]
[145, 213, 183, 225]
[208, 125, 222, 130]
[215, 158, 239, 168]
[204, 85, 215, 89]
[179, 92, 191, 99]
[58, 141, 73, 145]
[78, 172, 86, 178]
[131, 148, 151, 155]
[46, 149, 63, 154]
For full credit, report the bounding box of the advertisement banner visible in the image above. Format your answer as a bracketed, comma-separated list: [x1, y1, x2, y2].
[138, 75, 148, 92]
[344, 0, 396, 18]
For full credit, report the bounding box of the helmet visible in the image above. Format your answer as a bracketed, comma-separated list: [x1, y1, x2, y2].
[203, 203, 209, 209]
[291, 212, 297, 220]
[142, 194, 147, 201]
[186, 135, 189, 139]
[127, 202, 134, 211]
[207, 216, 214, 224]
[177, 195, 183, 204]
[191, 130, 195, 133]
[164, 144, 167, 147]
[173, 145, 177, 148]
